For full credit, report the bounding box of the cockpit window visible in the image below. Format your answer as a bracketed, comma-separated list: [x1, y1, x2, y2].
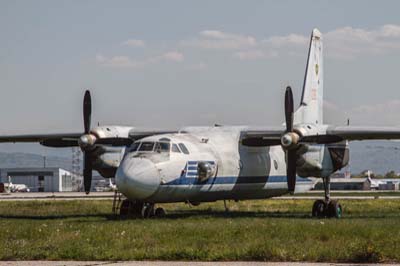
[155, 142, 170, 153]
[129, 142, 140, 152]
[138, 142, 155, 151]
[178, 143, 190, 154]
[171, 144, 181, 153]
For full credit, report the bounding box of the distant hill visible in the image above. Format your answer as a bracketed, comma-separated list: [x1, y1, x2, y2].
[0, 140, 398, 175]
[0, 152, 74, 171]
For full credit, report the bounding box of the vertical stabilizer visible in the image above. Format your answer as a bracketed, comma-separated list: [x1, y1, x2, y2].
[294, 28, 323, 125]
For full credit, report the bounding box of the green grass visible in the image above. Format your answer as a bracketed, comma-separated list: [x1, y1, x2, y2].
[1, 199, 400, 262]
[295, 191, 400, 197]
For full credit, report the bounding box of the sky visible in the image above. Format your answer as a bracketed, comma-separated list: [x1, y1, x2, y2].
[1, 0, 400, 139]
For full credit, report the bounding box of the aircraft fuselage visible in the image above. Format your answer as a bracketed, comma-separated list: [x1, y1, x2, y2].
[115, 126, 315, 203]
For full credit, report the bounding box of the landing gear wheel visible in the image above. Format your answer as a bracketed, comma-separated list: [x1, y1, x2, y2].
[154, 207, 166, 218]
[312, 199, 326, 218]
[142, 204, 155, 218]
[327, 200, 342, 218]
[120, 200, 144, 218]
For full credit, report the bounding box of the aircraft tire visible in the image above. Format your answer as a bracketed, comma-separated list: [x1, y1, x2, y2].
[142, 204, 155, 218]
[154, 207, 166, 218]
[312, 199, 326, 218]
[327, 200, 342, 218]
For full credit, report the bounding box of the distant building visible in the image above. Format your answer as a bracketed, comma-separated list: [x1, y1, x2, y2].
[378, 182, 399, 191]
[0, 167, 82, 192]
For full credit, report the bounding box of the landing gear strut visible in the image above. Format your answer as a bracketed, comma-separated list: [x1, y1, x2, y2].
[312, 176, 342, 218]
[119, 200, 166, 218]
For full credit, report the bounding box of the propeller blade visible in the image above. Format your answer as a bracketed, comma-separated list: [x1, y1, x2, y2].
[300, 135, 344, 144]
[83, 90, 92, 134]
[287, 149, 297, 193]
[95, 137, 134, 146]
[83, 152, 92, 194]
[284, 86, 294, 133]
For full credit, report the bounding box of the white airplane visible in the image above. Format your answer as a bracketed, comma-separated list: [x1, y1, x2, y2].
[364, 170, 386, 189]
[1, 28, 400, 218]
[4, 176, 30, 193]
[108, 178, 117, 191]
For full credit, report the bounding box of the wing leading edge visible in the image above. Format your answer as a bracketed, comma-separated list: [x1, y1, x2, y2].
[0, 133, 83, 147]
[0, 129, 179, 148]
[326, 126, 400, 141]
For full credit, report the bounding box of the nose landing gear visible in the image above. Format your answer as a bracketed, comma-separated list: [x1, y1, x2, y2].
[311, 176, 342, 218]
[119, 199, 166, 218]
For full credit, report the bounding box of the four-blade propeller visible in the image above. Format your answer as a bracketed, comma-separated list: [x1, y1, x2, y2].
[280, 86, 343, 193]
[79, 90, 133, 194]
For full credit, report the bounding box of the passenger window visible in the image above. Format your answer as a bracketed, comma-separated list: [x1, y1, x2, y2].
[155, 142, 170, 153]
[178, 143, 190, 154]
[138, 142, 155, 151]
[171, 144, 181, 153]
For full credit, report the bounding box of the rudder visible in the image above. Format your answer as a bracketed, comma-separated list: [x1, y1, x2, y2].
[294, 28, 323, 125]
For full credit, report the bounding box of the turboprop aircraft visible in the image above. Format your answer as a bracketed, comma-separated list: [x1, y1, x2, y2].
[1, 28, 400, 218]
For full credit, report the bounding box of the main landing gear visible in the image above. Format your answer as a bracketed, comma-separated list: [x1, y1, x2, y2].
[119, 199, 166, 218]
[312, 176, 342, 218]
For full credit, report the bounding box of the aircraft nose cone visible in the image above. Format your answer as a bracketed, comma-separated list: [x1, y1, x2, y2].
[116, 157, 161, 200]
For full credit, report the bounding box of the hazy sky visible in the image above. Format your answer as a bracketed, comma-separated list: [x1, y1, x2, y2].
[1, 0, 400, 136]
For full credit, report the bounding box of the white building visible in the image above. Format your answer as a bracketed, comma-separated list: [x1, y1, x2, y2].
[0, 167, 82, 192]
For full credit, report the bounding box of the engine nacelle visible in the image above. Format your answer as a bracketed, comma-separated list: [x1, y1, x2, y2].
[90, 126, 133, 139]
[289, 123, 349, 178]
[90, 126, 134, 178]
[296, 141, 349, 178]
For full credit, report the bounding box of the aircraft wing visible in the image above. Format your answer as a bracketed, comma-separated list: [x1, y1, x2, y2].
[0, 133, 82, 147]
[0, 129, 178, 148]
[240, 126, 400, 147]
[128, 130, 179, 140]
[326, 126, 400, 141]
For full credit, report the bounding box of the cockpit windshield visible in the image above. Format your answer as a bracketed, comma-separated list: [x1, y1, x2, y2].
[128, 142, 140, 152]
[155, 142, 170, 153]
[138, 142, 155, 151]
[128, 140, 189, 155]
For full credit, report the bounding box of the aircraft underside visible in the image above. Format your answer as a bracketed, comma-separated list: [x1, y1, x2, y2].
[127, 175, 315, 203]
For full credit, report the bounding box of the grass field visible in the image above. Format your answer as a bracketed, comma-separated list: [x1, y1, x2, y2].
[294, 191, 400, 197]
[1, 199, 400, 262]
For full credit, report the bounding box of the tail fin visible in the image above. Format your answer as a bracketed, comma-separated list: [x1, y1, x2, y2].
[294, 28, 323, 125]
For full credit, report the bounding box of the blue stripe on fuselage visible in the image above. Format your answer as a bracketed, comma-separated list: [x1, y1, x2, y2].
[162, 175, 312, 186]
